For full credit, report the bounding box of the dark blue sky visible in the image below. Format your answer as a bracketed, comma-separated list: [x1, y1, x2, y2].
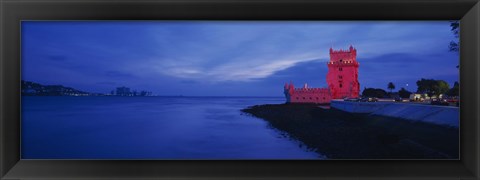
[22, 21, 459, 96]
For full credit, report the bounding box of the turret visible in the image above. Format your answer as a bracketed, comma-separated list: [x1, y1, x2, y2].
[326, 46, 360, 99]
[284, 81, 295, 103]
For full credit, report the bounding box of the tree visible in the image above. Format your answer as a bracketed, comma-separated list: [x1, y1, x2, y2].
[416, 78, 437, 96]
[436, 80, 450, 96]
[387, 82, 395, 93]
[446, 81, 459, 97]
[449, 21, 459, 52]
[362, 88, 387, 98]
[398, 88, 412, 98]
[449, 21, 460, 68]
[416, 78, 450, 96]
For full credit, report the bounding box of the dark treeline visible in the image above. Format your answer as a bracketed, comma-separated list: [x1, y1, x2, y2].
[362, 79, 459, 98]
[22, 80, 153, 96]
[22, 80, 91, 96]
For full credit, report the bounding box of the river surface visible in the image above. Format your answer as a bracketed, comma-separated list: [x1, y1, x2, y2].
[21, 96, 321, 159]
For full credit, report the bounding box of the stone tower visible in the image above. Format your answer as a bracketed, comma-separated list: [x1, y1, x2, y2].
[326, 45, 360, 99]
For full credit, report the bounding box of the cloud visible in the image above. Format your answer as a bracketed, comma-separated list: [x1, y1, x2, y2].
[21, 21, 458, 96]
[151, 52, 326, 82]
[137, 21, 453, 83]
[181, 80, 197, 84]
[47, 55, 68, 61]
[95, 81, 117, 85]
[358, 52, 458, 91]
[105, 71, 137, 79]
[207, 55, 322, 81]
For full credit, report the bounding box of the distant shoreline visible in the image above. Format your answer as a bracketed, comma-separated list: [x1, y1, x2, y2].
[241, 103, 459, 159]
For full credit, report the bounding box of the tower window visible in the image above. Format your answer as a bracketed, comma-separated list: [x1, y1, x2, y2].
[339, 67, 343, 71]
[340, 84, 343, 88]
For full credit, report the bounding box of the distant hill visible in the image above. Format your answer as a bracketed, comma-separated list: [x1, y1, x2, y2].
[21, 80, 91, 96]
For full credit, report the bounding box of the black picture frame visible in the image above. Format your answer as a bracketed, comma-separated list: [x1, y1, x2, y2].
[1, 0, 479, 179]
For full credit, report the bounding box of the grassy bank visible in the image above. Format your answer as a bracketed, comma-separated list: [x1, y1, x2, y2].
[241, 103, 459, 159]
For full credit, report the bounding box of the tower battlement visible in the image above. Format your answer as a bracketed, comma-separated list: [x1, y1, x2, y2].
[329, 45, 356, 54]
[329, 45, 357, 63]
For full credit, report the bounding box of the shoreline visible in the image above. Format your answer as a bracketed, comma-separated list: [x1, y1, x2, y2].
[241, 103, 459, 159]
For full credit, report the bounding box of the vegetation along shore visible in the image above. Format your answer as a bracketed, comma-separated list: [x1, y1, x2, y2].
[241, 104, 458, 159]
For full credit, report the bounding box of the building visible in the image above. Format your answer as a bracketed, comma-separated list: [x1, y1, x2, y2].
[284, 83, 332, 104]
[327, 46, 360, 99]
[284, 46, 360, 104]
[116, 86, 131, 96]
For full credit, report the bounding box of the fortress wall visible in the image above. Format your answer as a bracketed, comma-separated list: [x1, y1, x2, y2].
[290, 90, 331, 104]
[331, 100, 459, 127]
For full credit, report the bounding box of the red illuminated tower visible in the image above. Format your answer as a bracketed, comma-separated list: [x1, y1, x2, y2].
[326, 45, 360, 99]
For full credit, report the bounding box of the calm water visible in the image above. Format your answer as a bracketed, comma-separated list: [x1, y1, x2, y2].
[21, 96, 321, 159]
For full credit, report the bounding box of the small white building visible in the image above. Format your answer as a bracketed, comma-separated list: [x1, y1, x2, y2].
[409, 93, 431, 101]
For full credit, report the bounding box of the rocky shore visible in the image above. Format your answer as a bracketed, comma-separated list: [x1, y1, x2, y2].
[241, 103, 459, 159]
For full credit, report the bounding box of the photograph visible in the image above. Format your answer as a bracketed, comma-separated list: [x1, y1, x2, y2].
[21, 21, 459, 160]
